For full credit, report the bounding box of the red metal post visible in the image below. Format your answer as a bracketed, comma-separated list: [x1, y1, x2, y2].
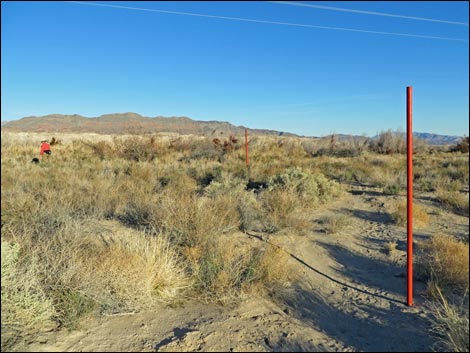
[245, 128, 249, 166]
[407, 86, 413, 306]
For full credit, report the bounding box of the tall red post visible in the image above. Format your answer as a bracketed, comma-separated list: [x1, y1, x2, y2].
[245, 128, 249, 167]
[407, 86, 413, 306]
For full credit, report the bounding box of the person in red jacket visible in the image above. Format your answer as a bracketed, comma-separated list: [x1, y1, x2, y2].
[40, 140, 52, 158]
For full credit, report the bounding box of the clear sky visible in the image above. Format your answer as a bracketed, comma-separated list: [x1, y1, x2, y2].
[1, 1, 469, 137]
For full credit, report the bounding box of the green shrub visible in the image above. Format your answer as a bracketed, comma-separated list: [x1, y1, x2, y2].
[268, 167, 342, 207]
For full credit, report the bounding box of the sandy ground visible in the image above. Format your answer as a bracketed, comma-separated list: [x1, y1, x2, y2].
[20, 183, 468, 352]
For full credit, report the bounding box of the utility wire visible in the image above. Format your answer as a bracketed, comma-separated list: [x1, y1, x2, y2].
[65, 1, 468, 42]
[267, 1, 469, 26]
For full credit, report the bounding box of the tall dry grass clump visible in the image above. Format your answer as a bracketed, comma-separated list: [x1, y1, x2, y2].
[318, 213, 352, 234]
[391, 200, 430, 228]
[416, 233, 469, 352]
[417, 234, 469, 295]
[3, 222, 189, 331]
[1, 240, 55, 350]
[428, 287, 469, 352]
[185, 238, 295, 304]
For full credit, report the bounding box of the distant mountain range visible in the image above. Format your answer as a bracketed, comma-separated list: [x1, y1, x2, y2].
[1, 113, 464, 145]
[410, 132, 463, 145]
[1, 113, 297, 137]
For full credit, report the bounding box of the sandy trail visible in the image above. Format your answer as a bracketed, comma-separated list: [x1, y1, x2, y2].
[24, 183, 468, 352]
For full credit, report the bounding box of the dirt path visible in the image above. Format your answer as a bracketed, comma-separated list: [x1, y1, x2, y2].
[24, 183, 468, 352]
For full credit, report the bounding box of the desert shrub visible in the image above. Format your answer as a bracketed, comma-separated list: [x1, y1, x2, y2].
[259, 189, 310, 233]
[120, 194, 156, 227]
[450, 136, 469, 153]
[204, 172, 247, 198]
[268, 167, 342, 206]
[177, 136, 240, 162]
[238, 192, 265, 232]
[49, 137, 61, 146]
[415, 173, 436, 192]
[1, 241, 55, 350]
[383, 183, 401, 195]
[369, 130, 406, 154]
[113, 136, 158, 162]
[417, 234, 469, 295]
[313, 147, 362, 158]
[318, 214, 351, 234]
[14, 224, 189, 329]
[188, 239, 293, 303]
[255, 243, 293, 298]
[384, 241, 398, 255]
[82, 232, 190, 306]
[86, 140, 115, 160]
[368, 130, 428, 154]
[437, 190, 469, 216]
[250, 168, 342, 233]
[391, 201, 429, 228]
[149, 191, 239, 247]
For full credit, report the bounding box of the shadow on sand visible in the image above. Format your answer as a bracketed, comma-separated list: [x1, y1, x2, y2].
[283, 286, 433, 352]
[245, 232, 433, 351]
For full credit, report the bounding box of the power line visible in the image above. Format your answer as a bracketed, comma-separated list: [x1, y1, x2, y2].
[267, 1, 469, 26]
[65, 1, 468, 42]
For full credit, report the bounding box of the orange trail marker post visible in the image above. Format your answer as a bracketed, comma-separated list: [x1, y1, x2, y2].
[407, 86, 413, 307]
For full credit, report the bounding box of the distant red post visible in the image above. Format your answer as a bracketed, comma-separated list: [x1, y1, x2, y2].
[245, 128, 249, 167]
[407, 86, 413, 307]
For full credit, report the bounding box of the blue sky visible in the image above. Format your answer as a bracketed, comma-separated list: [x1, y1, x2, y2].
[1, 1, 468, 137]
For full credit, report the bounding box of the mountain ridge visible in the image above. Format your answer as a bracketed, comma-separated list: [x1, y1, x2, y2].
[1, 113, 464, 145]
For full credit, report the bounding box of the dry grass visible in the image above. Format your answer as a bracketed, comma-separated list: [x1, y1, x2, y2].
[417, 234, 469, 295]
[436, 189, 469, 216]
[384, 241, 398, 255]
[186, 238, 295, 304]
[1, 240, 56, 350]
[318, 214, 351, 234]
[1, 131, 468, 350]
[391, 200, 430, 228]
[428, 287, 469, 352]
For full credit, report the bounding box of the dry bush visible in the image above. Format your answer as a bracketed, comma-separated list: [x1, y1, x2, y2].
[203, 172, 246, 198]
[414, 153, 469, 193]
[190, 239, 261, 303]
[369, 130, 407, 154]
[170, 137, 222, 161]
[148, 191, 240, 247]
[49, 137, 61, 146]
[259, 189, 310, 233]
[450, 136, 469, 153]
[12, 223, 189, 329]
[1, 241, 55, 351]
[384, 241, 398, 255]
[76, 231, 190, 307]
[391, 201, 430, 228]
[85, 140, 115, 160]
[310, 135, 367, 158]
[113, 136, 159, 162]
[267, 167, 342, 207]
[417, 234, 469, 295]
[188, 239, 294, 304]
[256, 243, 294, 298]
[436, 189, 469, 216]
[318, 213, 351, 234]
